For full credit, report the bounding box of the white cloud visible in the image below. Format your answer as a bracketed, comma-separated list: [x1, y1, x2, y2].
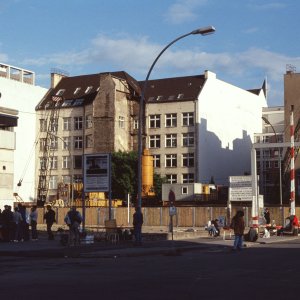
[22, 34, 300, 105]
[164, 0, 208, 24]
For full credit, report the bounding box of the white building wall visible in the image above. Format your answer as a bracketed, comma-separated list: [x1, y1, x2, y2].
[196, 71, 267, 185]
[0, 76, 47, 202]
[0, 132, 15, 207]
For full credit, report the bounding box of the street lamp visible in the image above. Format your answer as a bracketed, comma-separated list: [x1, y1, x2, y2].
[137, 26, 216, 209]
[262, 117, 283, 223]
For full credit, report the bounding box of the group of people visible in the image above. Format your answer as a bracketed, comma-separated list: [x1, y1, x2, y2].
[0, 204, 38, 242]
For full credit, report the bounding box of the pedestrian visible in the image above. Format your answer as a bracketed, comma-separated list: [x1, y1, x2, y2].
[2, 205, 14, 242]
[29, 206, 38, 240]
[264, 208, 271, 225]
[18, 203, 29, 241]
[43, 205, 56, 240]
[230, 210, 245, 251]
[64, 206, 82, 246]
[13, 207, 23, 242]
[133, 206, 143, 246]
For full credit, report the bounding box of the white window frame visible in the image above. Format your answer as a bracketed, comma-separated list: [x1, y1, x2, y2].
[49, 156, 58, 169]
[62, 156, 70, 169]
[63, 118, 71, 131]
[153, 155, 160, 168]
[165, 113, 177, 128]
[149, 135, 160, 148]
[182, 153, 194, 167]
[74, 116, 83, 130]
[165, 134, 177, 148]
[149, 115, 161, 128]
[49, 175, 58, 189]
[182, 132, 194, 147]
[182, 112, 194, 126]
[165, 154, 177, 167]
[166, 174, 177, 184]
[182, 173, 194, 183]
[74, 136, 83, 149]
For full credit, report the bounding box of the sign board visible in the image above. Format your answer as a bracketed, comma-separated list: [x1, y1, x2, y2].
[229, 175, 252, 202]
[84, 154, 110, 192]
[169, 206, 177, 216]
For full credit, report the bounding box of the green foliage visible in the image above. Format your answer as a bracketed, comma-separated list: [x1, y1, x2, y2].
[153, 173, 167, 201]
[111, 151, 138, 200]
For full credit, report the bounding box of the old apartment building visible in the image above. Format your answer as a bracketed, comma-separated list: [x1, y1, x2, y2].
[35, 71, 140, 205]
[35, 69, 267, 204]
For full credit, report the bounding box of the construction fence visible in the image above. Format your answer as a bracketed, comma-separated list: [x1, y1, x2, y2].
[36, 206, 297, 228]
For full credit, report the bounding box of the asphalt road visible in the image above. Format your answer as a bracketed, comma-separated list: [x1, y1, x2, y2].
[1, 239, 300, 300]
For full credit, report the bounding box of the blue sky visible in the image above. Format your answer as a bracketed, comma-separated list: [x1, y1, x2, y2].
[0, 0, 299, 106]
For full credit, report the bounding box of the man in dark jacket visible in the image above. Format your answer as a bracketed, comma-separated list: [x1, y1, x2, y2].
[43, 205, 56, 240]
[133, 207, 143, 246]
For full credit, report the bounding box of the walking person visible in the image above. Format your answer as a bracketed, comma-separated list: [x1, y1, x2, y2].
[230, 210, 245, 251]
[13, 207, 23, 242]
[43, 205, 56, 240]
[264, 208, 271, 225]
[29, 206, 38, 241]
[64, 206, 82, 246]
[133, 207, 143, 246]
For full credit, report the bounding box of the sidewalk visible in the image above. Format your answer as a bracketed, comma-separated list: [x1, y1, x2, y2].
[0, 229, 299, 258]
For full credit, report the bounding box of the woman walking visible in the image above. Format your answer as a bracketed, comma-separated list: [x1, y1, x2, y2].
[230, 210, 245, 251]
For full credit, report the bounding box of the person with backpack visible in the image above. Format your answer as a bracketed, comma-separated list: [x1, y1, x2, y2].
[230, 210, 245, 251]
[64, 206, 82, 246]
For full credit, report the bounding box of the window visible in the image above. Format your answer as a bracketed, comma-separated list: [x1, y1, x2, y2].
[263, 150, 270, 158]
[40, 119, 47, 132]
[182, 173, 194, 183]
[165, 154, 177, 167]
[49, 137, 58, 150]
[149, 135, 160, 148]
[62, 175, 71, 184]
[62, 100, 73, 107]
[153, 155, 160, 168]
[39, 138, 47, 151]
[133, 119, 139, 129]
[257, 150, 261, 158]
[166, 174, 177, 184]
[85, 86, 93, 93]
[165, 134, 177, 148]
[165, 114, 177, 127]
[49, 156, 58, 169]
[74, 156, 82, 169]
[56, 89, 65, 96]
[182, 132, 194, 147]
[62, 156, 70, 169]
[86, 115, 93, 129]
[182, 153, 194, 167]
[86, 135, 93, 148]
[39, 157, 47, 170]
[73, 174, 83, 183]
[73, 99, 84, 106]
[49, 176, 57, 189]
[50, 118, 58, 132]
[182, 112, 194, 126]
[63, 118, 71, 131]
[264, 161, 271, 169]
[149, 115, 160, 128]
[74, 87, 81, 95]
[274, 160, 279, 168]
[182, 186, 188, 194]
[63, 137, 71, 150]
[74, 136, 83, 149]
[263, 136, 270, 143]
[119, 116, 125, 128]
[74, 116, 83, 130]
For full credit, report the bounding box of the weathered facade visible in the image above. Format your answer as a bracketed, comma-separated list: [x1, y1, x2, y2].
[35, 71, 140, 204]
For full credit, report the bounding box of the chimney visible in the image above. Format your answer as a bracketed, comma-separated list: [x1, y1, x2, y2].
[50, 68, 69, 88]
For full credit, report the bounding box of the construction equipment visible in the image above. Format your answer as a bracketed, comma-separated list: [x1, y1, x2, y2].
[36, 95, 63, 207]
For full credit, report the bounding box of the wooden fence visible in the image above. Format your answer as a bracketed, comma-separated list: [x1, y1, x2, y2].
[36, 206, 297, 228]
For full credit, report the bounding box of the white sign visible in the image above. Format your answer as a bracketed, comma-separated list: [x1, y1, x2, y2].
[84, 154, 110, 192]
[229, 175, 252, 202]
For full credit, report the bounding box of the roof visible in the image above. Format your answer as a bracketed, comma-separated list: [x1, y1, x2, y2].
[35, 71, 140, 111]
[138, 75, 206, 103]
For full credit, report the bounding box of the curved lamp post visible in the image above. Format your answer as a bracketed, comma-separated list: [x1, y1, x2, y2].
[137, 26, 216, 208]
[262, 117, 283, 224]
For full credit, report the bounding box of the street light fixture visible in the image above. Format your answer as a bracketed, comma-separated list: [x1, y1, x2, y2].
[137, 26, 216, 209]
[262, 117, 283, 224]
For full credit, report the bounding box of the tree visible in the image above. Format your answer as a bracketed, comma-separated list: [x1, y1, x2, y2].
[153, 173, 167, 201]
[111, 151, 138, 200]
